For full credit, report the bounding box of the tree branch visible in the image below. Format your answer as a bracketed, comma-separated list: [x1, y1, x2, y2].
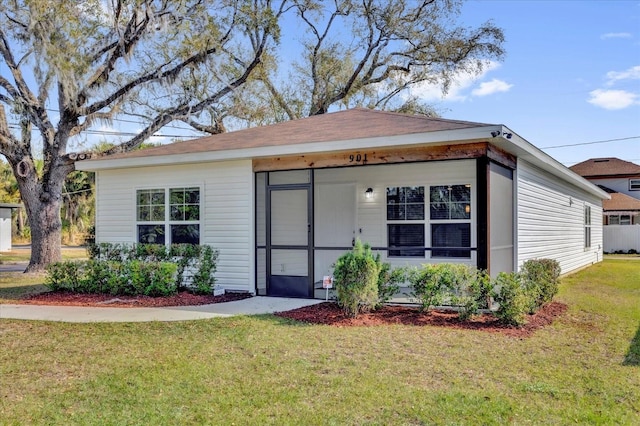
[82, 47, 217, 117]
[0, 28, 55, 144]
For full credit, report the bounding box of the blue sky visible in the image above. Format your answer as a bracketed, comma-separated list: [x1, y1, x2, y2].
[417, 0, 640, 166]
[2, 1, 638, 167]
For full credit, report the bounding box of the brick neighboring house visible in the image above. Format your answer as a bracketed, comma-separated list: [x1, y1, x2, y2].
[570, 157, 640, 252]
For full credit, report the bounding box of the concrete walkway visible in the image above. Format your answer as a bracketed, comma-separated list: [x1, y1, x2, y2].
[0, 296, 323, 323]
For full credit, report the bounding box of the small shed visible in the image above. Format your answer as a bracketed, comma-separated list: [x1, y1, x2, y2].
[0, 203, 22, 251]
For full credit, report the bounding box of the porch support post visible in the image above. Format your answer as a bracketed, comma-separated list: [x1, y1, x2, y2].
[476, 157, 489, 271]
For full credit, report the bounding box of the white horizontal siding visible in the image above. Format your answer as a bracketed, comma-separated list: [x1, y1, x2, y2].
[517, 160, 604, 274]
[95, 160, 254, 292]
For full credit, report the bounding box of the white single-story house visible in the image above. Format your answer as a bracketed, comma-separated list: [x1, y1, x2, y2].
[77, 109, 608, 298]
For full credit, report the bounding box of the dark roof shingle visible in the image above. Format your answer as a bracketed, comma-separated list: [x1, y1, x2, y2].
[570, 157, 640, 178]
[604, 192, 640, 211]
[101, 108, 495, 160]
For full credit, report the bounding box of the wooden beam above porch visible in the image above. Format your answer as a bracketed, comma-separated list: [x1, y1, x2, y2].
[253, 141, 516, 172]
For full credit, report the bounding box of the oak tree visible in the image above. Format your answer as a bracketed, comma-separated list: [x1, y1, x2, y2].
[0, 0, 503, 271]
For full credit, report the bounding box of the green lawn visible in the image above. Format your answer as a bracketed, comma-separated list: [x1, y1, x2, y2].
[0, 246, 88, 263]
[0, 259, 638, 425]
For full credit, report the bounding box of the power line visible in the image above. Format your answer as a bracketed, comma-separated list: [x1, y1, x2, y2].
[540, 136, 640, 149]
[7, 124, 197, 140]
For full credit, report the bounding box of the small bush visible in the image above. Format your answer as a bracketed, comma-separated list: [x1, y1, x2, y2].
[520, 258, 561, 311]
[46, 260, 177, 296]
[129, 261, 177, 296]
[450, 266, 492, 321]
[191, 245, 219, 294]
[492, 272, 529, 326]
[376, 259, 403, 308]
[86, 243, 219, 292]
[46, 261, 83, 292]
[333, 240, 380, 317]
[408, 263, 450, 313]
[408, 263, 491, 320]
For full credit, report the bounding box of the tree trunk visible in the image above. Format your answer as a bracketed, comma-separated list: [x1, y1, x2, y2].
[22, 190, 63, 272]
[10, 156, 69, 273]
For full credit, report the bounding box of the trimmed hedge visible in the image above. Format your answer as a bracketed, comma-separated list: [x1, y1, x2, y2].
[46, 260, 178, 297]
[407, 263, 492, 320]
[87, 243, 219, 293]
[46, 243, 219, 297]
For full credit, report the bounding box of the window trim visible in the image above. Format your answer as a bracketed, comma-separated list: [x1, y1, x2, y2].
[584, 205, 591, 249]
[608, 214, 632, 225]
[384, 183, 473, 259]
[630, 179, 640, 191]
[386, 186, 426, 258]
[135, 186, 202, 246]
[429, 184, 472, 259]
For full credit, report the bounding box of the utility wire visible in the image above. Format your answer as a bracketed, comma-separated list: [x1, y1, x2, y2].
[540, 136, 640, 149]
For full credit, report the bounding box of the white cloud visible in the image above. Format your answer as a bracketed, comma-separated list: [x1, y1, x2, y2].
[600, 32, 632, 39]
[471, 79, 513, 97]
[606, 65, 640, 85]
[409, 61, 505, 102]
[587, 89, 639, 110]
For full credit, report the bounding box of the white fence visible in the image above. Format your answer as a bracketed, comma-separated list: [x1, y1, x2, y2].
[604, 225, 640, 253]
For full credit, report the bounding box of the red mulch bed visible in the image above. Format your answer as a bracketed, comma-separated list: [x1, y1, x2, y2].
[275, 301, 568, 338]
[20, 291, 252, 307]
[18, 291, 567, 337]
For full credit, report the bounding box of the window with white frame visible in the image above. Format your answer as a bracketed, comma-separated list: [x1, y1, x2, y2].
[430, 184, 471, 258]
[136, 187, 200, 245]
[584, 206, 591, 249]
[630, 179, 640, 191]
[608, 214, 632, 225]
[387, 186, 425, 257]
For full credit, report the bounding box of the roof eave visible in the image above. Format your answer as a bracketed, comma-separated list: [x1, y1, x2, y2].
[489, 127, 610, 201]
[76, 125, 499, 171]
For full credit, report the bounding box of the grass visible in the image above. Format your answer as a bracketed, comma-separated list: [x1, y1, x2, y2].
[0, 259, 639, 425]
[0, 272, 48, 303]
[0, 247, 88, 303]
[0, 246, 88, 263]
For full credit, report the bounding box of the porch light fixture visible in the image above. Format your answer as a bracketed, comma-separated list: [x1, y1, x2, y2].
[365, 187, 374, 199]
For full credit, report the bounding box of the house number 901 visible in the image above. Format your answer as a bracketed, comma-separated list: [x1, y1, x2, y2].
[349, 153, 367, 163]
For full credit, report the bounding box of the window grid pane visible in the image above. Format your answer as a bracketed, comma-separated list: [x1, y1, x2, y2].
[170, 188, 200, 222]
[136, 188, 200, 245]
[387, 186, 424, 221]
[431, 223, 471, 258]
[388, 224, 425, 257]
[430, 185, 471, 220]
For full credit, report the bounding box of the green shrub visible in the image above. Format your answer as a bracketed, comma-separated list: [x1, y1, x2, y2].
[128, 261, 177, 296]
[46, 261, 83, 292]
[85, 243, 219, 292]
[449, 265, 492, 321]
[376, 259, 403, 308]
[492, 272, 529, 326]
[191, 245, 218, 294]
[333, 240, 381, 317]
[46, 259, 177, 297]
[520, 258, 561, 310]
[408, 263, 490, 319]
[408, 263, 449, 313]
